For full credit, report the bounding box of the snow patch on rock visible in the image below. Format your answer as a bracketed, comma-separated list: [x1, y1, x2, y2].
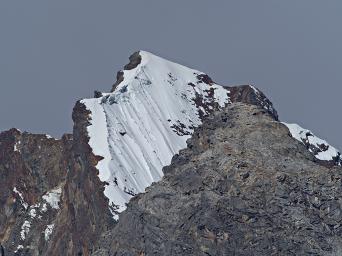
[44, 224, 55, 241]
[14, 140, 21, 152]
[29, 208, 37, 219]
[17, 186, 62, 243]
[283, 122, 341, 164]
[13, 187, 28, 210]
[15, 245, 24, 253]
[42, 187, 62, 209]
[20, 220, 31, 240]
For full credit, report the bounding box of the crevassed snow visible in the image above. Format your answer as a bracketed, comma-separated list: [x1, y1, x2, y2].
[81, 51, 230, 219]
[282, 122, 341, 162]
[42, 187, 62, 209]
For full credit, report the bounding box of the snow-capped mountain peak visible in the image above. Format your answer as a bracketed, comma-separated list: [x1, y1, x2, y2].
[81, 51, 230, 219]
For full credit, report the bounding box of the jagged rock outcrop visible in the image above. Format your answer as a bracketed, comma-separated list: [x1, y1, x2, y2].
[0, 51, 340, 255]
[93, 103, 342, 256]
[45, 102, 114, 256]
[0, 129, 72, 255]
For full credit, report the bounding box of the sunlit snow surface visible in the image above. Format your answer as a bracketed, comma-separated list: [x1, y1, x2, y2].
[81, 51, 230, 219]
[283, 123, 341, 163]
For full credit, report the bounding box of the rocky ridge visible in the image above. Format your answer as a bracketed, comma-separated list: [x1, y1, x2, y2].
[0, 129, 72, 255]
[94, 103, 342, 255]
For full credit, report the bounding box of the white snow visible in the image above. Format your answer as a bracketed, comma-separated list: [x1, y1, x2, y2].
[81, 51, 230, 219]
[45, 134, 58, 140]
[282, 122, 341, 162]
[29, 208, 37, 218]
[20, 220, 31, 240]
[13, 187, 28, 210]
[13, 137, 22, 152]
[15, 245, 24, 253]
[42, 187, 62, 209]
[41, 203, 48, 212]
[44, 224, 55, 241]
[19, 206, 39, 241]
[15, 186, 62, 244]
[14, 142, 19, 152]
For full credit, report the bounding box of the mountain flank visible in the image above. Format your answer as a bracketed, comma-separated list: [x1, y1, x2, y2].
[0, 51, 341, 255]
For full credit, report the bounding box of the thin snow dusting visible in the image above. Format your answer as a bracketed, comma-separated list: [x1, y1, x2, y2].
[44, 224, 55, 241]
[42, 187, 62, 209]
[81, 51, 230, 219]
[249, 85, 273, 112]
[283, 122, 341, 163]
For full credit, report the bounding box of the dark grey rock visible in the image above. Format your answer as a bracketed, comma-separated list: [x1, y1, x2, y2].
[93, 103, 342, 256]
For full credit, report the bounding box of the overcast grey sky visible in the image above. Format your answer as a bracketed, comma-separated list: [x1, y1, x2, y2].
[0, 1, 341, 148]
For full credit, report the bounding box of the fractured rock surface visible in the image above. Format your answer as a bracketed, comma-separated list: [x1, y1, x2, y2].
[94, 104, 342, 256]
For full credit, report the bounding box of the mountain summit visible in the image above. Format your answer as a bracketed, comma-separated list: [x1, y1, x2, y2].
[0, 51, 341, 255]
[81, 51, 230, 219]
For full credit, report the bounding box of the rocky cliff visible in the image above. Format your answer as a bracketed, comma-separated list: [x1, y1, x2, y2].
[93, 103, 342, 255]
[0, 51, 340, 255]
[0, 129, 72, 255]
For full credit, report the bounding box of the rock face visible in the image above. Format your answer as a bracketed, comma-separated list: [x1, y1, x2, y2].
[42, 102, 114, 256]
[93, 103, 342, 255]
[0, 129, 72, 255]
[0, 51, 341, 255]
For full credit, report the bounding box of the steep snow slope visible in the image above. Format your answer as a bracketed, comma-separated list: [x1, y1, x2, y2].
[81, 51, 230, 219]
[283, 122, 341, 165]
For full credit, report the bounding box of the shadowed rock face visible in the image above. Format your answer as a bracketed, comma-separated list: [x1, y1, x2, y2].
[0, 103, 114, 256]
[229, 85, 278, 120]
[0, 129, 72, 255]
[111, 51, 142, 92]
[93, 104, 342, 256]
[44, 102, 115, 256]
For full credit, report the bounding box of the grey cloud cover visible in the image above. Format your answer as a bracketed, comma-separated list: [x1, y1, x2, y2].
[0, 1, 341, 148]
